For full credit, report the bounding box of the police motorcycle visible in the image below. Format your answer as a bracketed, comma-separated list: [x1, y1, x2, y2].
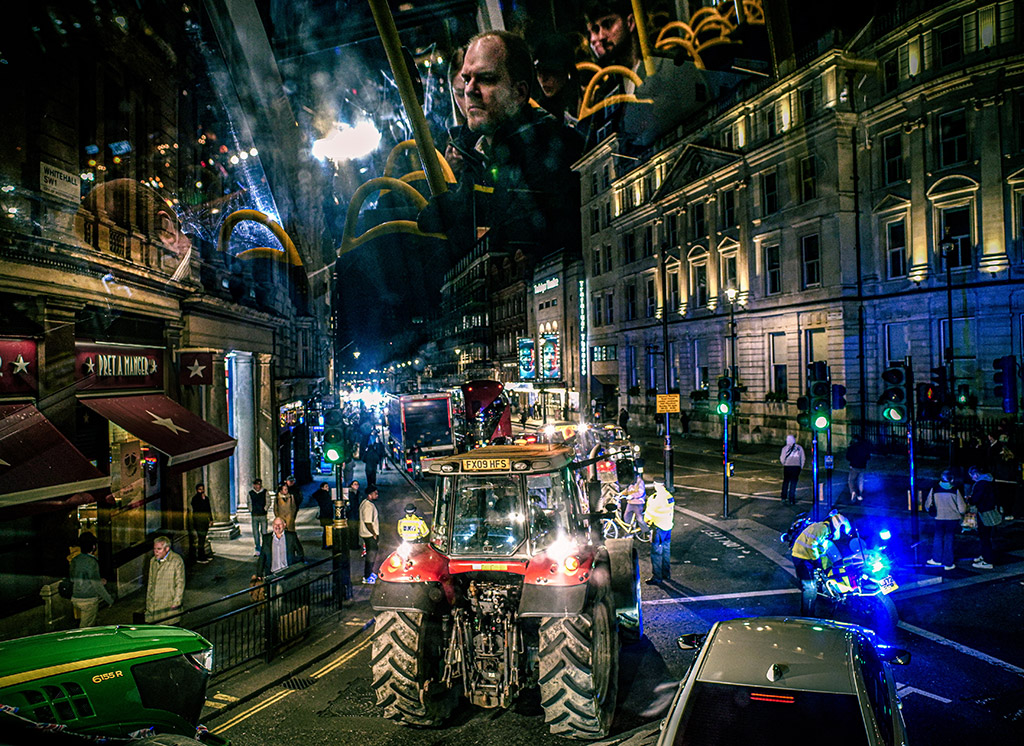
[782, 511, 900, 640]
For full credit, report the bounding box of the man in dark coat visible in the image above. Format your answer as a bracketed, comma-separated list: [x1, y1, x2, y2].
[418, 30, 583, 259]
[191, 483, 213, 563]
[361, 430, 386, 490]
[257, 517, 306, 577]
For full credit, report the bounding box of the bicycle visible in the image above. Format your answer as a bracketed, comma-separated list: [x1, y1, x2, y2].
[599, 489, 652, 542]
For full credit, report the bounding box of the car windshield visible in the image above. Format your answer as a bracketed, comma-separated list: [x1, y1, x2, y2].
[439, 473, 574, 556]
[671, 682, 869, 746]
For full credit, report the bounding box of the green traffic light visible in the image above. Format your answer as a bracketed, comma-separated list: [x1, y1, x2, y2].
[881, 405, 904, 422]
[716, 402, 732, 415]
[325, 446, 342, 462]
[812, 414, 830, 430]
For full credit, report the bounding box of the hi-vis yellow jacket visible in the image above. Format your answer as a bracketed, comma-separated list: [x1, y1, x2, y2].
[397, 515, 429, 542]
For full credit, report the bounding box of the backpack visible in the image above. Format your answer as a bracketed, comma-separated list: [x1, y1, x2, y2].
[58, 577, 73, 599]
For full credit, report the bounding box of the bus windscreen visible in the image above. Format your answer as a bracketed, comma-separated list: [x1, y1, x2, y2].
[405, 399, 452, 447]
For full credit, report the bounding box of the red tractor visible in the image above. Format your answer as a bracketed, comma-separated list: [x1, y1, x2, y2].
[370, 444, 642, 739]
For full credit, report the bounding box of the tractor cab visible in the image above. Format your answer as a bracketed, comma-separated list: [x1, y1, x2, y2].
[427, 445, 589, 558]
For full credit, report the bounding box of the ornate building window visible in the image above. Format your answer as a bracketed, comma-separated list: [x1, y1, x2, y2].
[801, 234, 821, 288]
[939, 110, 968, 168]
[886, 219, 908, 279]
[765, 243, 782, 296]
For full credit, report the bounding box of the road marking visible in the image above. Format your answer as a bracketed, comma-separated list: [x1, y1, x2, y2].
[643, 588, 800, 606]
[204, 701, 227, 709]
[895, 683, 952, 703]
[212, 693, 239, 702]
[311, 635, 373, 679]
[210, 689, 294, 733]
[898, 622, 1024, 676]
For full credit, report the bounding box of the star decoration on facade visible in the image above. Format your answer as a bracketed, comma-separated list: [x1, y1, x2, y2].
[187, 358, 207, 378]
[12, 355, 29, 375]
[85, 357, 95, 374]
[146, 410, 190, 435]
[148, 359, 158, 375]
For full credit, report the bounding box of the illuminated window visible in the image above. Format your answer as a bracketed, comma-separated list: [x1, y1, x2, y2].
[770, 333, 788, 397]
[721, 254, 737, 292]
[646, 348, 657, 390]
[693, 338, 710, 390]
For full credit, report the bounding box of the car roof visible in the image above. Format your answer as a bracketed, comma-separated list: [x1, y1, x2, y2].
[697, 617, 859, 694]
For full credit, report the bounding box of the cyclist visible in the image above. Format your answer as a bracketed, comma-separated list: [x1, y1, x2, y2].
[620, 468, 647, 528]
[790, 510, 851, 615]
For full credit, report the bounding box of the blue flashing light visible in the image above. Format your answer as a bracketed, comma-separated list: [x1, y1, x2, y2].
[879, 529, 891, 541]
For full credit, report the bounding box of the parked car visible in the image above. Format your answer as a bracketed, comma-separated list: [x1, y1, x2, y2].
[659, 616, 910, 745]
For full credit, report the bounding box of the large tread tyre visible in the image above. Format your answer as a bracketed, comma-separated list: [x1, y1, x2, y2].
[605, 540, 643, 643]
[371, 610, 455, 727]
[849, 593, 899, 641]
[538, 594, 619, 739]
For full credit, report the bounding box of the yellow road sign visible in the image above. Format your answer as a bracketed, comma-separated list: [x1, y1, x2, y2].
[656, 394, 681, 414]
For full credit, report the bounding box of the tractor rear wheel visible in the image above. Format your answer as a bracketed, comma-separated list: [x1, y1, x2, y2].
[538, 593, 619, 739]
[371, 610, 454, 727]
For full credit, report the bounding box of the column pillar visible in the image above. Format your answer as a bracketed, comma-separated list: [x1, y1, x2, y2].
[976, 97, 1009, 273]
[907, 114, 930, 282]
[256, 353, 277, 488]
[232, 352, 256, 515]
[206, 351, 240, 539]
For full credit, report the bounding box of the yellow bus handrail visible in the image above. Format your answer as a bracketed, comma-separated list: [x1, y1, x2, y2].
[339, 176, 446, 256]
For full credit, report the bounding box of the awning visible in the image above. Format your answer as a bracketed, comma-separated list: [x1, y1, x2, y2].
[0, 404, 110, 509]
[80, 394, 235, 470]
[591, 375, 619, 386]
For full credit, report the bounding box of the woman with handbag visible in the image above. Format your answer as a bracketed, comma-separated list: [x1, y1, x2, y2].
[967, 466, 1000, 569]
[924, 471, 966, 570]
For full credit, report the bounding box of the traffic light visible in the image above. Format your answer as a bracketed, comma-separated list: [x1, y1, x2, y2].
[831, 383, 847, 411]
[796, 396, 811, 430]
[930, 366, 949, 402]
[716, 375, 737, 416]
[879, 362, 912, 423]
[916, 382, 940, 420]
[807, 361, 831, 431]
[993, 355, 1019, 414]
[956, 384, 974, 407]
[322, 409, 348, 464]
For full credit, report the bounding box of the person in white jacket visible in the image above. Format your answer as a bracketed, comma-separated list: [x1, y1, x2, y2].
[779, 434, 806, 505]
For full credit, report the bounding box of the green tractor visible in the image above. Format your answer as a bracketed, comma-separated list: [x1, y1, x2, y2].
[0, 625, 228, 745]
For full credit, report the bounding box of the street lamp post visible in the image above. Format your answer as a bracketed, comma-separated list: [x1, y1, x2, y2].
[940, 228, 956, 469]
[726, 287, 738, 446]
[659, 244, 674, 491]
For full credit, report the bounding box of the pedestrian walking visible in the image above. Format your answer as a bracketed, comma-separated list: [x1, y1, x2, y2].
[967, 465, 999, 569]
[274, 482, 298, 532]
[69, 532, 113, 627]
[249, 478, 269, 556]
[845, 435, 871, 502]
[924, 470, 966, 570]
[315, 483, 334, 549]
[361, 430, 386, 490]
[359, 486, 380, 584]
[146, 536, 185, 623]
[618, 407, 629, 436]
[190, 483, 212, 563]
[643, 481, 675, 586]
[779, 434, 806, 504]
[679, 409, 690, 437]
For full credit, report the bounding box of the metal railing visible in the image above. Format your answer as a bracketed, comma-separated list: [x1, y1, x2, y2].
[148, 555, 350, 678]
[850, 416, 1022, 461]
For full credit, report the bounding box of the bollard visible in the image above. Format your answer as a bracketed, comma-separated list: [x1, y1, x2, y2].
[332, 491, 352, 604]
